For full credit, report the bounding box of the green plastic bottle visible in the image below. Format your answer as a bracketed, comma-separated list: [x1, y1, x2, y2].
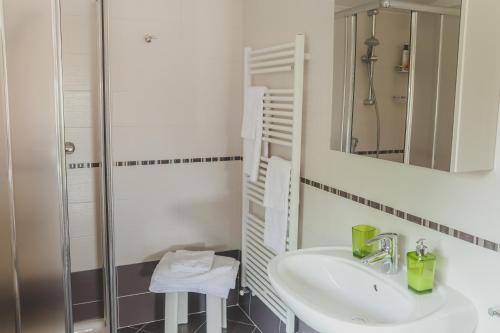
[407, 239, 436, 294]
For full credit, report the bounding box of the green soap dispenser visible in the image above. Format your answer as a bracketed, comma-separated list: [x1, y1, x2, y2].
[407, 239, 436, 294]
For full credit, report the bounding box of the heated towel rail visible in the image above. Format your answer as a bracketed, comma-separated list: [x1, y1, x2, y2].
[241, 34, 306, 333]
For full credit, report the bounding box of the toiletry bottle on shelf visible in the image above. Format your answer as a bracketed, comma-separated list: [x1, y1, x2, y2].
[401, 42, 410, 70]
[407, 239, 436, 294]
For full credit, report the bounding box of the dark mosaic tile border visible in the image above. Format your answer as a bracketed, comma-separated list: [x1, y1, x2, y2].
[301, 177, 500, 254]
[115, 155, 242, 167]
[355, 149, 405, 156]
[68, 162, 102, 169]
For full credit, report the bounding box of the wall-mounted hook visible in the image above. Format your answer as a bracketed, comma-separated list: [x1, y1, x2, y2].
[144, 33, 157, 43]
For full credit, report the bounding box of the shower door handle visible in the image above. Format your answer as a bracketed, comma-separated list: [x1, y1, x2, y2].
[65, 142, 76, 155]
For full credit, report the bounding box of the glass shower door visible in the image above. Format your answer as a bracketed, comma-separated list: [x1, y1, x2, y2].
[60, 0, 109, 331]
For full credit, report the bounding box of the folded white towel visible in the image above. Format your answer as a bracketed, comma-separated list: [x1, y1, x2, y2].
[242, 86, 267, 182]
[150, 262, 239, 298]
[264, 156, 291, 254]
[152, 253, 236, 283]
[169, 250, 214, 273]
[149, 253, 239, 298]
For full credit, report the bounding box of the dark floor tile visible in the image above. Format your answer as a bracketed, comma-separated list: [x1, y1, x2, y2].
[117, 328, 139, 333]
[71, 268, 104, 304]
[238, 290, 251, 316]
[72, 301, 104, 322]
[227, 306, 253, 325]
[179, 312, 207, 333]
[117, 324, 144, 333]
[249, 295, 280, 333]
[195, 320, 255, 333]
[140, 312, 206, 333]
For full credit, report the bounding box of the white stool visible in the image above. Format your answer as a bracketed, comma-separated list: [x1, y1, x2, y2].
[164, 292, 228, 333]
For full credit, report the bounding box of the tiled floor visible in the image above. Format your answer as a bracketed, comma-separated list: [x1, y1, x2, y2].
[118, 306, 259, 333]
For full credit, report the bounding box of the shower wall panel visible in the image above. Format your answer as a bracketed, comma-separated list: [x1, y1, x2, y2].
[108, 0, 244, 266]
[351, 10, 410, 161]
[3, 0, 69, 332]
[60, 0, 103, 273]
[0, 13, 17, 331]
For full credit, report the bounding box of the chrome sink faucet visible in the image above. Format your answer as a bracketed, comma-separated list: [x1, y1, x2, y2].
[361, 233, 399, 274]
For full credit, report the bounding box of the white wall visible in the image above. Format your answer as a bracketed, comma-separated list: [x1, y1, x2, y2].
[243, 0, 500, 332]
[108, 0, 244, 266]
[60, 0, 103, 272]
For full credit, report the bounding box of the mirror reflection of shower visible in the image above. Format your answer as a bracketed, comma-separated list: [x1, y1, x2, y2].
[332, 0, 461, 170]
[361, 9, 381, 158]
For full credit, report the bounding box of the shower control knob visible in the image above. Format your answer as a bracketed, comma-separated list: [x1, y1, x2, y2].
[65, 142, 76, 155]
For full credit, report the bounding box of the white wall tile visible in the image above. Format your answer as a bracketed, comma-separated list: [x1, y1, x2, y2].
[67, 168, 101, 204]
[62, 53, 98, 91]
[60, 0, 96, 18]
[64, 91, 99, 128]
[108, 0, 244, 267]
[60, 11, 98, 55]
[114, 193, 241, 265]
[61, 0, 103, 272]
[70, 235, 103, 272]
[112, 162, 242, 265]
[64, 127, 101, 163]
[68, 202, 101, 239]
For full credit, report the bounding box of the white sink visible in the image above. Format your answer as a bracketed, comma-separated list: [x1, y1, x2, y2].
[268, 247, 477, 333]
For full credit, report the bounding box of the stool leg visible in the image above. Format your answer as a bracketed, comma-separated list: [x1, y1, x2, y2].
[221, 299, 227, 329]
[164, 293, 178, 333]
[178, 292, 188, 324]
[206, 295, 222, 333]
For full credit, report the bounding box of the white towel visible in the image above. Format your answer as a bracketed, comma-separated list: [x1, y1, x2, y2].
[264, 156, 291, 254]
[169, 250, 214, 273]
[150, 263, 239, 298]
[149, 253, 239, 298]
[152, 253, 235, 283]
[242, 86, 267, 182]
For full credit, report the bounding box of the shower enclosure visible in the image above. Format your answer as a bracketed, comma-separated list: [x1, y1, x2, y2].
[0, 0, 110, 332]
[332, 0, 461, 171]
[0, 0, 245, 332]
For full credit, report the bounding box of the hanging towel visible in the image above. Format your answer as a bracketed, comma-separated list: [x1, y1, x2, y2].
[169, 250, 215, 273]
[263, 156, 292, 254]
[242, 86, 267, 182]
[149, 253, 239, 298]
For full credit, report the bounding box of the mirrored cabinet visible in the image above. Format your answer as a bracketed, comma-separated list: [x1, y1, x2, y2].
[331, 0, 500, 172]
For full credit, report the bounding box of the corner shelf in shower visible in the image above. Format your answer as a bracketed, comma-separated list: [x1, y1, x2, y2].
[395, 65, 409, 73]
[393, 96, 408, 104]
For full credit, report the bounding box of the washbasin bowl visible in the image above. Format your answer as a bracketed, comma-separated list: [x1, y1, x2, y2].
[268, 247, 477, 333]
